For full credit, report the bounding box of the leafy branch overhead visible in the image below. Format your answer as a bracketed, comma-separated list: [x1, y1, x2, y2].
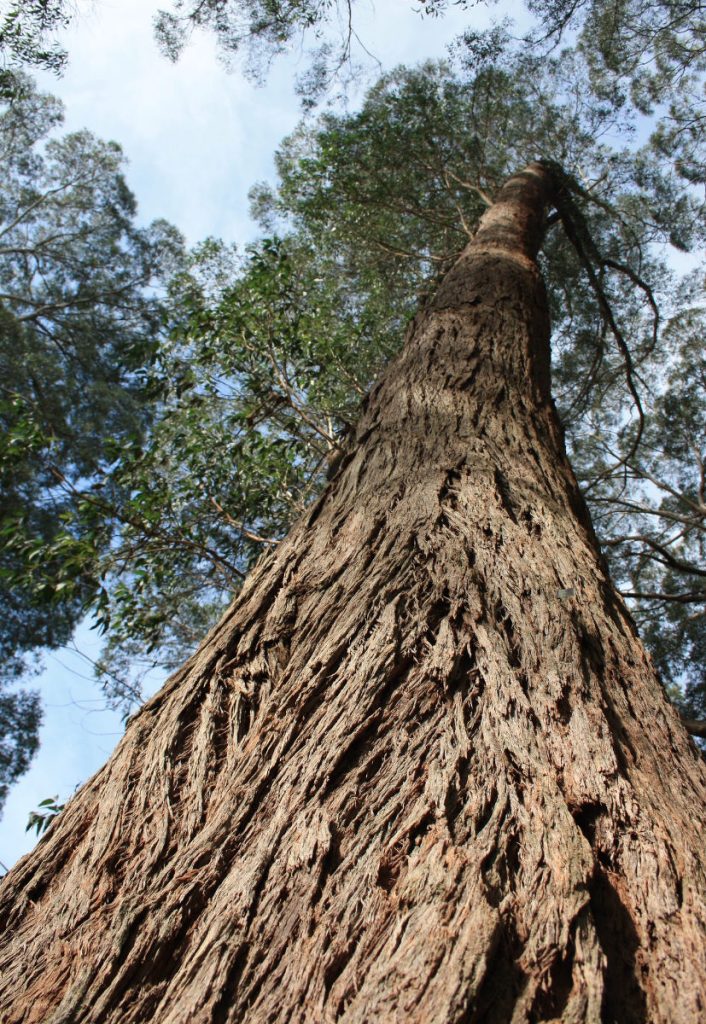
[7, 0, 706, 146]
[0, 1, 70, 97]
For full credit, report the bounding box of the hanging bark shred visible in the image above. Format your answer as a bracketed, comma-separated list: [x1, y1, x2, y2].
[1, 163, 705, 1024]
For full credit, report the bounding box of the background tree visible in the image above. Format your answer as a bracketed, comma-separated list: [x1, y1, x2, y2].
[6, 45, 624, 699]
[0, 76, 184, 807]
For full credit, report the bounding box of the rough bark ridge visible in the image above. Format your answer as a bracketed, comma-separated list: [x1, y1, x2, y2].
[1, 163, 705, 1024]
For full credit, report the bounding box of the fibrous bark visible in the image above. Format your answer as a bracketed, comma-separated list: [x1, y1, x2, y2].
[1, 163, 705, 1024]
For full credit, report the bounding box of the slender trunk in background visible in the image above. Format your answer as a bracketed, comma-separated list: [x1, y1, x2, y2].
[1, 163, 705, 1024]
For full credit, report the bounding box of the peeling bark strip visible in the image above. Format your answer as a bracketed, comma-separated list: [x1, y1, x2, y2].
[1, 163, 705, 1023]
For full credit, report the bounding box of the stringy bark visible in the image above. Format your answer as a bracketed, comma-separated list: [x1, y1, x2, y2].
[1, 163, 704, 1024]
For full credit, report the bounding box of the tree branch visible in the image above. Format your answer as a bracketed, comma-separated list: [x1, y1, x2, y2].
[681, 717, 706, 739]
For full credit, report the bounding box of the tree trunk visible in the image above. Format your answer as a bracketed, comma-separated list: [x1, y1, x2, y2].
[1, 163, 705, 1024]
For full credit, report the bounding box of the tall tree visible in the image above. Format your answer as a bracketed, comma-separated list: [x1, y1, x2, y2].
[15, 48, 700, 749]
[1, 161, 704, 1022]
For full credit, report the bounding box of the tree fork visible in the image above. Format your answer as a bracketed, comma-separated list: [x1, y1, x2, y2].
[1, 163, 705, 1023]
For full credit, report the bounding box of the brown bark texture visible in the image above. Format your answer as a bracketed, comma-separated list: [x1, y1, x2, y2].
[1, 163, 705, 1024]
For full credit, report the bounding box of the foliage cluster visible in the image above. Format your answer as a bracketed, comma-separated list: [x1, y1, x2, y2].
[0, 76, 185, 806]
[0, 1, 72, 98]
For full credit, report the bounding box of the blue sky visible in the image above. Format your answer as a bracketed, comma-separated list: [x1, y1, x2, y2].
[1, 0, 513, 868]
[41, 0, 504, 245]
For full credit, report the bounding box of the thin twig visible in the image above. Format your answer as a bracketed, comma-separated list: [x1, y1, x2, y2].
[208, 496, 279, 546]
